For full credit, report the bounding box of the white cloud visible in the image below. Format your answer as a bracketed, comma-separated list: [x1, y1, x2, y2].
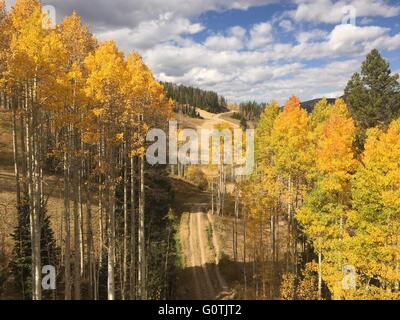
[311, 91, 344, 100]
[296, 29, 328, 43]
[262, 25, 400, 61]
[327, 24, 388, 51]
[35, 0, 277, 30]
[229, 26, 247, 39]
[279, 19, 294, 32]
[204, 35, 244, 51]
[248, 22, 273, 49]
[204, 26, 246, 51]
[6, 0, 399, 103]
[288, 0, 400, 24]
[97, 13, 204, 50]
[142, 17, 400, 104]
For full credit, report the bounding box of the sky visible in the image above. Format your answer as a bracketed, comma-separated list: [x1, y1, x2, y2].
[5, 0, 400, 104]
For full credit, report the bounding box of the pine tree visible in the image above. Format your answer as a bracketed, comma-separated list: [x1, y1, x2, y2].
[344, 49, 400, 146]
[10, 202, 58, 300]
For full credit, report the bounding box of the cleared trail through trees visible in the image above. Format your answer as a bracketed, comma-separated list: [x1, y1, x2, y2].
[174, 109, 238, 300]
[184, 209, 228, 299]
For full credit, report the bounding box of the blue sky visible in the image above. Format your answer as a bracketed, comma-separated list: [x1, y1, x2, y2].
[6, 0, 400, 103]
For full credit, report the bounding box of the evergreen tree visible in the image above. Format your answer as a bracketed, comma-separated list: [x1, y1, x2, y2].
[10, 202, 59, 300]
[161, 82, 227, 113]
[344, 49, 400, 146]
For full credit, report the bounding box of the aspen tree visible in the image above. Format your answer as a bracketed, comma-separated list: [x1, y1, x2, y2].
[85, 41, 129, 300]
[59, 12, 95, 300]
[271, 96, 313, 275]
[351, 119, 400, 298]
[7, 1, 66, 299]
[297, 99, 357, 299]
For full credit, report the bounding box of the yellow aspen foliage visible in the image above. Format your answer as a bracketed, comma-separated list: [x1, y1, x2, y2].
[271, 96, 313, 182]
[9, 0, 41, 32]
[297, 99, 357, 299]
[316, 99, 357, 193]
[350, 119, 400, 298]
[0, 0, 10, 89]
[60, 11, 96, 67]
[255, 100, 280, 166]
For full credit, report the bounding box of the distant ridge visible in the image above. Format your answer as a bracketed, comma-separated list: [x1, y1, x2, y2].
[301, 98, 338, 113]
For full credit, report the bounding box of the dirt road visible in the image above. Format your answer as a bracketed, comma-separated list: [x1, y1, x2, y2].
[196, 108, 240, 129]
[173, 109, 239, 300]
[181, 209, 230, 299]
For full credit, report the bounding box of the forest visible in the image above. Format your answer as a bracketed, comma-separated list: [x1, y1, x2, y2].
[162, 82, 228, 114]
[0, 0, 400, 301]
[240, 48, 400, 299]
[0, 0, 176, 300]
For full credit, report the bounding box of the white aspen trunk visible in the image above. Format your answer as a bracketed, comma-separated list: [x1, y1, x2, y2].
[78, 169, 84, 277]
[107, 177, 116, 300]
[64, 150, 71, 300]
[25, 84, 35, 300]
[287, 175, 292, 272]
[211, 177, 214, 215]
[72, 133, 81, 299]
[130, 156, 136, 300]
[32, 78, 41, 300]
[138, 154, 146, 299]
[233, 183, 239, 262]
[97, 134, 104, 300]
[107, 128, 116, 300]
[318, 249, 322, 300]
[85, 177, 94, 300]
[12, 101, 21, 205]
[73, 174, 81, 299]
[122, 141, 128, 300]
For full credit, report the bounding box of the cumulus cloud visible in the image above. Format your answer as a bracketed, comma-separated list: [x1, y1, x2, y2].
[296, 29, 328, 43]
[288, 0, 400, 24]
[204, 26, 246, 51]
[97, 13, 204, 50]
[279, 19, 294, 32]
[5, 0, 400, 103]
[143, 21, 400, 103]
[248, 22, 274, 49]
[35, 0, 277, 30]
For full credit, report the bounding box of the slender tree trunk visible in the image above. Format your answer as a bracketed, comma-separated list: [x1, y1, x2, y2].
[64, 151, 71, 300]
[287, 176, 292, 273]
[138, 153, 146, 299]
[12, 100, 21, 205]
[107, 132, 116, 300]
[318, 248, 322, 300]
[85, 176, 94, 300]
[72, 129, 81, 300]
[78, 169, 84, 277]
[130, 156, 136, 300]
[122, 141, 128, 300]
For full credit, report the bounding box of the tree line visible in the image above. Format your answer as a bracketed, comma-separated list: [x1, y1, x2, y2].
[162, 81, 228, 114]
